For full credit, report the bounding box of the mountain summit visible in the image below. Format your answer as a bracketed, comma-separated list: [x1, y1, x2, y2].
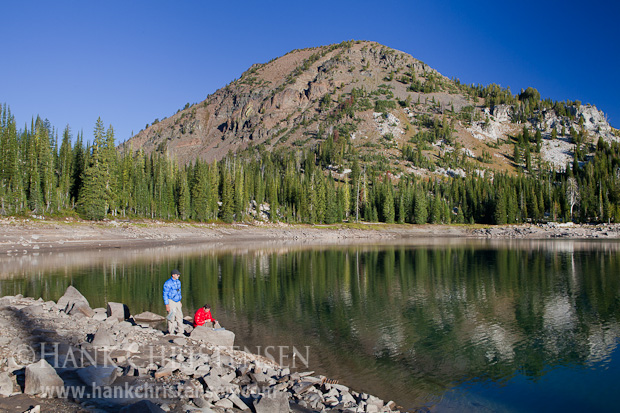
[122, 40, 617, 177]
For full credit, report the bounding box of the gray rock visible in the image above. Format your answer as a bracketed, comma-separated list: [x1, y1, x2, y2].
[220, 371, 236, 383]
[229, 393, 250, 410]
[57, 286, 91, 314]
[24, 359, 64, 396]
[254, 391, 290, 413]
[193, 397, 212, 409]
[104, 316, 119, 326]
[251, 371, 275, 385]
[340, 391, 357, 406]
[20, 305, 44, 317]
[119, 400, 165, 412]
[367, 395, 384, 409]
[133, 311, 165, 322]
[154, 360, 180, 378]
[306, 392, 324, 410]
[70, 302, 95, 317]
[154, 366, 173, 378]
[173, 337, 187, 346]
[190, 326, 235, 347]
[77, 365, 118, 387]
[194, 365, 210, 377]
[92, 312, 107, 321]
[107, 302, 130, 321]
[121, 342, 140, 353]
[0, 372, 14, 397]
[203, 374, 235, 394]
[331, 383, 350, 393]
[7, 357, 22, 373]
[237, 364, 250, 376]
[214, 398, 233, 409]
[292, 381, 315, 395]
[91, 326, 113, 347]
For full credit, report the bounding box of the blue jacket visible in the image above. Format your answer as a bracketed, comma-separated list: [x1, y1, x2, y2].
[163, 277, 182, 305]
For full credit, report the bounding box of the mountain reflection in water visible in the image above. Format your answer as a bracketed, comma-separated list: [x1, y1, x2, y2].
[1, 239, 619, 411]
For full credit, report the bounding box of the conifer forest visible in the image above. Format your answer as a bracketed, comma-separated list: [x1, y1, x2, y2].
[1, 103, 620, 225]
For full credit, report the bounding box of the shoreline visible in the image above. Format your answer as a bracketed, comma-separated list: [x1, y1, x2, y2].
[0, 288, 400, 412]
[1, 218, 620, 257]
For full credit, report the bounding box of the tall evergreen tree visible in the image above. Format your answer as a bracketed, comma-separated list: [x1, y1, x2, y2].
[78, 118, 111, 219]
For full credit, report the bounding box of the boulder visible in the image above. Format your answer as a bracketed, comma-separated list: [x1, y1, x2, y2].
[215, 398, 234, 409]
[229, 393, 250, 410]
[77, 365, 118, 387]
[7, 357, 22, 373]
[254, 391, 290, 413]
[203, 374, 235, 394]
[91, 326, 113, 347]
[190, 326, 235, 347]
[20, 305, 44, 317]
[24, 359, 64, 396]
[121, 342, 140, 354]
[107, 302, 130, 321]
[154, 367, 173, 379]
[70, 302, 95, 317]
[133, 311, 165, 323]
[56, 286, 92, 315]
[93, 312, 107, 321]
[193, 397, 212, 409]
[173, 337, 187, 346]
[0, 372, 14, 397]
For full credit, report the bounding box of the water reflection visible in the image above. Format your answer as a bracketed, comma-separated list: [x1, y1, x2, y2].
[1, 239, 620, 411]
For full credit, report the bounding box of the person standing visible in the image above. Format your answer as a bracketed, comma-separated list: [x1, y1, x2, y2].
[163, 269, 183, 335]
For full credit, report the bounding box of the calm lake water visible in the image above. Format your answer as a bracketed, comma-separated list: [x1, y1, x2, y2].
[1, 238, 620, 412]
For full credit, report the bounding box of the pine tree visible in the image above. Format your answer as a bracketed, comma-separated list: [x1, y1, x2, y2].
[431, 195, 441, 224]
[191, 160, 209, 221]
[220, 167, 234, 223]
[25, 123, 43, 213]
[494, 190, 507, 224]
[383, 183, 395, 224]
[57, 126, 73, 210]
[78, 118, 110, 220]
[414, 188, 428, 224]
[70, 131, 85, 206]
[176, 167, 191, 220]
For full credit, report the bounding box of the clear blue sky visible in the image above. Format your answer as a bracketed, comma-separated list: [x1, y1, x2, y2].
[2, 0, 619, 144]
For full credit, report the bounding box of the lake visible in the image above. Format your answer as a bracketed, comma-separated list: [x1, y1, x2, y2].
[1, 238, 619, 412]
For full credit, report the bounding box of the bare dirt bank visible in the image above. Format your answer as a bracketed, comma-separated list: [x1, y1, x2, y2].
[1, 218, 620, 256]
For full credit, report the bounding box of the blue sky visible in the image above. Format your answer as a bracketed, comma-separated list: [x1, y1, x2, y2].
[2, 0, 619, 144]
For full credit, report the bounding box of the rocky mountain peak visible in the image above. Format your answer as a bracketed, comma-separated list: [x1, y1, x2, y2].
[121, 40, 618, 178]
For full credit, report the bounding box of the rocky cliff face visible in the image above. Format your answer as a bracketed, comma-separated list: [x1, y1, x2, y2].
[121, 40, 618, 176]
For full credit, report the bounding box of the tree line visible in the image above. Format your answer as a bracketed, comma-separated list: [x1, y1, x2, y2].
[1, 104, 620, 224]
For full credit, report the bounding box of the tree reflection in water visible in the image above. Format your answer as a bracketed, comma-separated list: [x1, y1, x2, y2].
[1, 239, 619, 410]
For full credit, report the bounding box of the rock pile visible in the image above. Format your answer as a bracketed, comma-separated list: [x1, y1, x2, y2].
[0, 287, 401, 412]
[470, 223, 620, 239]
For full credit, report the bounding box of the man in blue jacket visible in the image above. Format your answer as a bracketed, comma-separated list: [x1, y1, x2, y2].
[163, 269, 183, 335]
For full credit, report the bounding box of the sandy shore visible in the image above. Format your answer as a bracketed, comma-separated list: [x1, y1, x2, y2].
[1, 218, 620, 256]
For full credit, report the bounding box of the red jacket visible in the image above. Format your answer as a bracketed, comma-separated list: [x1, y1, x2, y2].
[194, 307, 215, 327]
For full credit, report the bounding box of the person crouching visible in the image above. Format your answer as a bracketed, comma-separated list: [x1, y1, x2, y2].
[194, 304, 220, 328]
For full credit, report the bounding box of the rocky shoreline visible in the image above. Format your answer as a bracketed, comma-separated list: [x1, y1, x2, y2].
[1, 218, 620, 258]
[0, 287, 400, 413]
